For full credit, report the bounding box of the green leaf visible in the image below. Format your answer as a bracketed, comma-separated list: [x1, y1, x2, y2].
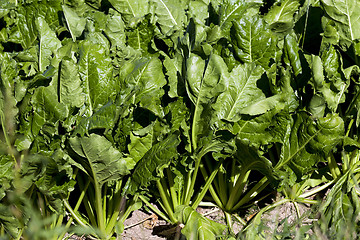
[103, 10, 126, 49]
[319, 170, 360, 233]
[73, 102, 119, 136]
[31, 86, 68, 136]
[78, 41, 115, 116]
[69, 134, 135, 186]
[235, 139, 274, 180]
[62, 5, 86, 42]
[230, 109, 282, 147]
[7, 3, 60, 49]
[279, 113, 344, 174]
[128, 121, 158, 162]
[150, 0, 186, 36]
[164, 54, 184, 98]
[213, 63, 266, 122]
[127, 133, 180, 194]
[218, 0, 262, 35]
[35, 16, 62, 72]
[59, 58, 84, 109]
[120, 57, 167, 116]
[321, 0, 360, 44]
[309, 48, 348, 112]
[0, 203, 21, 238]
[126, 14, 155, 53]
[0, 155, 14, 199]
[283, 33, 302, 76]
[108, 0, 150, 24]
[174, 205, 226, 240]
[264, 0, 300, 33]
[186, 53, 227, 149]
[231, 15, 277, 69]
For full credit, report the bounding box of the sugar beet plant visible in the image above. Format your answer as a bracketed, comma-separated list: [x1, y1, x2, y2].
[2, 0, 360, 239]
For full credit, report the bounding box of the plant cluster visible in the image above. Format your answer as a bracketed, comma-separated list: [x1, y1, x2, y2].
[1, 0, 360, 239]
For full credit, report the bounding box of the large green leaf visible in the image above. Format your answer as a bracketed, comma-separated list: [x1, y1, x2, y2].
[108, 0, 150, 24]
[174, 205, 226, 240]
[309, 48, 347, 112]
[264, 0, 300, 33]
[218, 0, 262, 35]
[31, 86, 68, 136]
[35, 17, 61, 73]
[235, 139, 274, 180]
[321, 0, 360, 44]
[279, 113, 344, 174]
[127, 133, 180, 194]
[150, 0, 186, 36]
[78, 41, 116, 116]
[59, 58, 84, 109]
[7, 3, 60, 49]
[69, 134, 135, 186]
[62, 5, 86, 42]
[185, 53, 227, 149]
[120, 57, 167, 116]
[231, 15, 277, 69]
[213, 63, 266, 122]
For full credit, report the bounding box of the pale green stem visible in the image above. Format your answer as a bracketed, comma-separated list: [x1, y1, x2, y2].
[139, 195, 171, 223]
[225, 169, 250, 211]
[299, 180, 334, 198]
[157, 180, 177, 223]
[166, 168, 179, 208]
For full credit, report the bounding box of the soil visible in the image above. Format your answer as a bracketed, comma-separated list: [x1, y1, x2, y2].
[120, 198, 314, 239]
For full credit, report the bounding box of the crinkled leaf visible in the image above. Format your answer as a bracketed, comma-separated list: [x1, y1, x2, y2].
[120, 57, 166, 116]
[235, 139, 274, 180]
[283, 33, 302, 76]
[69, 134, 135, 186]
[321, 0, 360, 44]
[8, 3, 60, 49]
[59, 58, 84, 109]
[213, 63, 266, 122]
[62, 5, 86, 42]
[126, 15, 155, 53]
[164, 54, 184, 98]
[186, 53, 227, 149]
[35, 158, 75, 213]
[230, 109, 281, 147]
[264, 0, 300, 33]
[73, 102, 119, 136]
[35, 17, 61, 72]
[150, 0, 186, 36]
[104, 10, 126, 49]
[218, 0, 262, 35]
[231, 15, 277, 69]
[174, 205, 226, 240]
[127, 133, 180, 194]
[78, 41, 115, 116]
[279, 113, 344, 174]
[108, 0, 150, 24]
[31, 86, 68, 136]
